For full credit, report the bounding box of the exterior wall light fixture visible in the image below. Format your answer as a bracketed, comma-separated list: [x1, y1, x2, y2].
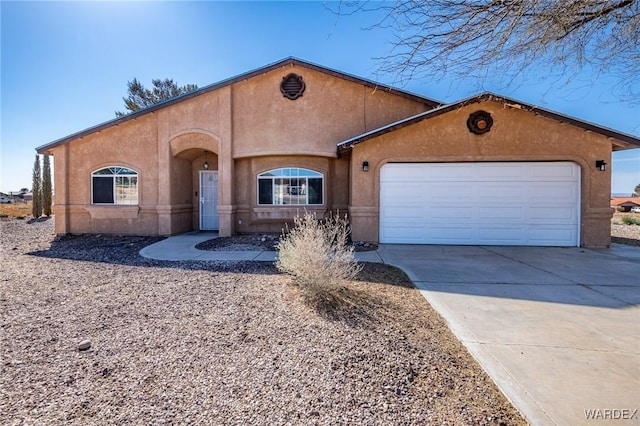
[362, 161, 369, 172]
[595, 160, 606, 171]
[203, 151, 209, 170]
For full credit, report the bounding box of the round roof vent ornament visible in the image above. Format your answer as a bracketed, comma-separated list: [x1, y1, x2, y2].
[467, 110, 493, 135]
[280, 73, 305, 100]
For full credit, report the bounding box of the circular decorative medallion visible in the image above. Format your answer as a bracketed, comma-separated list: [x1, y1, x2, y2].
[280, 73, 305, 100]
[467, 110, 493, 135]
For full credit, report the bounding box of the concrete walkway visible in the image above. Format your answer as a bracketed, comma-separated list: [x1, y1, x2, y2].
[139, 232, 278, 262]
[141, 234, 640, 425]
[139, 231, 385, 263]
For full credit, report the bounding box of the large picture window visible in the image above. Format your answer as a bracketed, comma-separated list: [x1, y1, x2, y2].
[92, 167, 138, 205]
[257, 168, 323, 205]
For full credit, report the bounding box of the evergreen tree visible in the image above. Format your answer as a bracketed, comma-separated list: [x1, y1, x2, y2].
[115, 78, 198, 117]
[42, 154, 53, 217]
[32, 154, 42, 218]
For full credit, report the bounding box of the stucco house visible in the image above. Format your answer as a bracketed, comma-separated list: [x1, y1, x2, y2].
[36, 58, 640, 247]
[611, 197, 640, 212]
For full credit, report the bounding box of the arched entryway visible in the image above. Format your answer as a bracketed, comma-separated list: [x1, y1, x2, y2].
[170, 131, 220, 231]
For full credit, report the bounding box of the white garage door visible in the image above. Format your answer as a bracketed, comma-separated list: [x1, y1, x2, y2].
[380, 162, 580, 246]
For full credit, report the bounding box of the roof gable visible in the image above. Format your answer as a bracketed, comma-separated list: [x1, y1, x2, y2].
[611, 197, 640, 206]
[37, 57, 441, 153]
[337, 92, 640, 152]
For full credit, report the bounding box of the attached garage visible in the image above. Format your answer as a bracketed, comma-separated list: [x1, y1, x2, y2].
[380, 162, 580, 246]
[340, 93, 640, 248]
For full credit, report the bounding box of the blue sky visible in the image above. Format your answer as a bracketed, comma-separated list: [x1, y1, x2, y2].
[1, 1, 639, 194]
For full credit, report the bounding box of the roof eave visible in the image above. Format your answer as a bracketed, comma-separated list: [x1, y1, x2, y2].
[338, 92, 640, 152]
[37, 57, 441, 153]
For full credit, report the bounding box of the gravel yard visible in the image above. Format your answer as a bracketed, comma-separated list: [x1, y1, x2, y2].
[611, 212, 640, 246]
[1, 218, 525, 425]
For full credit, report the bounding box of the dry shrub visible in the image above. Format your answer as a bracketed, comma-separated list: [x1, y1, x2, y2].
[276, 212, 362, 294]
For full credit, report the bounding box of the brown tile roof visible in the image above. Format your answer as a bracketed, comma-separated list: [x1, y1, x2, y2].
[611, 197, 640, 207]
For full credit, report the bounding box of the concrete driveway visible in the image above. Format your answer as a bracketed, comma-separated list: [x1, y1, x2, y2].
[371, 244, 640, 426]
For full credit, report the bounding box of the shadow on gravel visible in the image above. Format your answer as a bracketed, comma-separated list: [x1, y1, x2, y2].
[27, 217, 52, 224]
[28, 234, 410, 287]
[612, 236, 640, 247]
[304, 287, 379, 328]
[28, 234, 279, 274]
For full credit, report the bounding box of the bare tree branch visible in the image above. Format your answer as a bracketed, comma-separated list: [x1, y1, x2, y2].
[333, 0, 640, 102]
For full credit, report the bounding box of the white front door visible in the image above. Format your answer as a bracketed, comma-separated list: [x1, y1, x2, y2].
[199, 171, 219, 230]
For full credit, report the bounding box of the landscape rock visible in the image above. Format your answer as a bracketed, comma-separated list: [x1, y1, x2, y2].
[5, 217, 637, 424]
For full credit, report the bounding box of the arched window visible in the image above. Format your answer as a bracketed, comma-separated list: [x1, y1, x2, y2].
[257, 168, 323, 205]
[91, 167, 138, 205]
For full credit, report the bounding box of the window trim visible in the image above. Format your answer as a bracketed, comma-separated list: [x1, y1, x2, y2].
[91, 166, 139, 205]
[257, 167, 324, 206]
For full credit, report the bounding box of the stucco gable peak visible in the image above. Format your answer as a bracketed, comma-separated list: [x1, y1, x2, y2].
[337, 91, 640, 151]
[36, 57, 441, 154]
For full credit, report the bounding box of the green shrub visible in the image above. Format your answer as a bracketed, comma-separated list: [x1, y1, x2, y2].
[276, 212, 362, 294]
[621, 216, 640, 225]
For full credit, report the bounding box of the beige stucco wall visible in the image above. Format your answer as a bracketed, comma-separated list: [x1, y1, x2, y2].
[44, 63, 430, 237]
[348, 100, 614, 247]
[48, 114, 162, 235]
[231, 67, 427, 159]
